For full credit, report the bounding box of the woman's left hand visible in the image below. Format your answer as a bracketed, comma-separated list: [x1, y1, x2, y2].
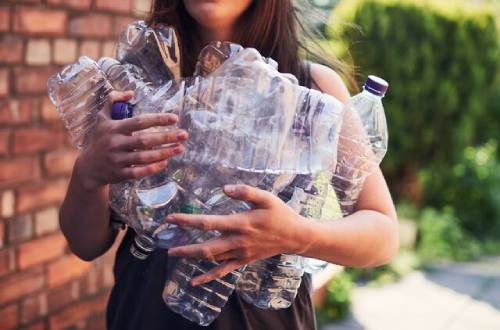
[166, 184, 308, 286]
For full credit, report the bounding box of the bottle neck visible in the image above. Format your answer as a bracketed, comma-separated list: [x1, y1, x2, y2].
[361, 88, 384, 100]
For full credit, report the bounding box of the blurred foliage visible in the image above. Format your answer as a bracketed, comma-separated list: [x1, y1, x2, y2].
[346, 250, 420, 286]
[316, 271, 354, 324]
[328, 0, 500, 201]
[421, 141, 500, 241]
[417, 207, 482, 261]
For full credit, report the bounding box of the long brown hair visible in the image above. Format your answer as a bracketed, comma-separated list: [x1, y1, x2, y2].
[147, 0, 357, 90]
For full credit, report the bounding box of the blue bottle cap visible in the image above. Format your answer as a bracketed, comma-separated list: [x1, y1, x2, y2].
[111, 102, 134, 120]
[364, 75, 389, 97]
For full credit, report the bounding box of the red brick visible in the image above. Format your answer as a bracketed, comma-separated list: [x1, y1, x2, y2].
[86, 314, 106, 330]
[0, 248, 16, 277]
[96, 0, 133, 13]
[43, 149, 78, 177]
[49, 292, 107, 329]
[0, 157, 40, 187]
[0, 6, 10, 33]
[79, 40, 100, 60]
[113, 16, 133, 35]
[34, 207, 59, 236]
[48, 281, 79, 313]
[21, 293, 47, 325]
[7, 214, 33, 243]
[13, 6, 67, 35]
[0, 129, 10, 157]
[16, 179, 68, 214]
[0, 222, 4, 248]
[13, 67, 57, 95]
[0, 268, 44, 305]
[26, 39, 51, 65]
[47, 254, 91, 287]
[0, 304, 18, 330]
[0, 99, 36, 126]
[1, 190, 15, 219]
[23, 321, 46, 330]
[0, 36, 24, 64]
[41, 96, 59, 122]
[69, 14, 113, 38]
[53, 38, 78, 65]
[0, 69, 8, 97]
[18, 233, 67, 270]
[47, 0, 92, 10]
[13, 127, 63, 155]
[101, 40, 116, 58]
[133, 0, 152, 17]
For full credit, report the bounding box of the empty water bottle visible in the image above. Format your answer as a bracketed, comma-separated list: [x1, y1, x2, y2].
[116, 21, 181, 85]
[303, 76, 389, 274]
[47, 56, 113, 149]
[332, 75, 389, 216]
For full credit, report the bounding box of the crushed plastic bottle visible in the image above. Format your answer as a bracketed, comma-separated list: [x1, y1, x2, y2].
[116, 20, 180, 85]
[47, 56, 113, 149]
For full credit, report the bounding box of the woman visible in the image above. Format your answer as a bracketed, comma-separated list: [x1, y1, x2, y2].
[60, 1, 398, 329]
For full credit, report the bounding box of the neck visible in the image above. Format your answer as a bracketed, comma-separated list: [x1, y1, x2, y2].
[197, 25, 236, 44]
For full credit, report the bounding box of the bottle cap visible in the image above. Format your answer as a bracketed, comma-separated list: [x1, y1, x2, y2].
[111, 102, 134, 120]
[364, 75, 389, 97]
[129, 234, 155, 260]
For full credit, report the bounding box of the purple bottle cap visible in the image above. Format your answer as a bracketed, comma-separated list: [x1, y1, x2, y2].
[364, 75, 389, 97]
[111, 102, 133, 120]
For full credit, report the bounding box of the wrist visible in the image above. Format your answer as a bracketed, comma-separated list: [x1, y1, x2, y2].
[288, 213, 315, 255]
[73, 156, 103, 192]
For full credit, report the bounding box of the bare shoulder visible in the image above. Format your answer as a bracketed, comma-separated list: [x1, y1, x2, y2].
[309, 62, 350, 103]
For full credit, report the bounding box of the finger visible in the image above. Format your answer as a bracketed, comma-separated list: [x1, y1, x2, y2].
[114, 113, 179, 134]
[118, 144, 184, 166]
[191, 259, 248, 286]
[213, 249, 248, 262]
[168, 238, 234, 260]
[103, 91, 135, 119]
[117, 159, 168, 180]
[166, 213, 243, 232]
[119, 130, 188, 151]
[223, 184, 276, 208]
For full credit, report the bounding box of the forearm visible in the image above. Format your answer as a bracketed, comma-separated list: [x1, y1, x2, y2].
[294, 209, 399, 268]
[60, 162, 117, 261]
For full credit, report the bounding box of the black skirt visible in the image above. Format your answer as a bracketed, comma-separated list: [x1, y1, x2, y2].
[106, 228, 316, 330]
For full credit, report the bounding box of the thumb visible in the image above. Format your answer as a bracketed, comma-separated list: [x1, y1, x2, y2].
[102, 90, 135, 119]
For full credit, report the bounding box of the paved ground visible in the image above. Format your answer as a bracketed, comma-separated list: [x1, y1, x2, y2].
[323, 257, 500, 330]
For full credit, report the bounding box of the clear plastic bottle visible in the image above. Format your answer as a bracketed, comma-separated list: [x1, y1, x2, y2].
[332, 75, 389, 216]
[303, 76, 389, 273]
[47, 56, 113, 149]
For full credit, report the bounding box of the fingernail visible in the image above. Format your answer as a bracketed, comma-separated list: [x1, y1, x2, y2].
[224, 185, 236, 195]
[176, 131, 187, 140]
[191, 278, 201, 286]
[174, 144, 184, 153]
[167, 114, 178, 123]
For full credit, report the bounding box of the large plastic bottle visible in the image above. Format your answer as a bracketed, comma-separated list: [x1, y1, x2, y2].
[303, 76, 389, 273]
[236, 76, 389, 308]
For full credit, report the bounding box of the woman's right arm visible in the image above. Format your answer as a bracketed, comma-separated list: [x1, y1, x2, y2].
[60, 91, 188, 261]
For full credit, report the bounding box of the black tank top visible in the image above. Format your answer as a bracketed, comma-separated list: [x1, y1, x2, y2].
[106, 62, 317, 330]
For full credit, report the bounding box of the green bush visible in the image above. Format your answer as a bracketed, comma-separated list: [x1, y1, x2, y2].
[317, 271, 354, 323]
[421, 141, 500, 241]
[417, 207, 481, 261]
[329, 0, 500, 199]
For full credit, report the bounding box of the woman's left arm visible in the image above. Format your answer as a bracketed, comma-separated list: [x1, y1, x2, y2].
[166, 64, 398, 285]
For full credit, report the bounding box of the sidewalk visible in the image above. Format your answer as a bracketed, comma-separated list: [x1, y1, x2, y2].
[323, 257, 500, 330]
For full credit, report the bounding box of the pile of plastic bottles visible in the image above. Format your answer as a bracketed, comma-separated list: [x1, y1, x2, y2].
[47, 21, 388, 326]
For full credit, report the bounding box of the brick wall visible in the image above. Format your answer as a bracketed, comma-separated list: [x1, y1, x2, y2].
[0, 1, 151, 329]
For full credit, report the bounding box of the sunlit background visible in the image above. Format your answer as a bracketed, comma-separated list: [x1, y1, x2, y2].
[311, 0, 500, 329]
[0, 0, 498, 329]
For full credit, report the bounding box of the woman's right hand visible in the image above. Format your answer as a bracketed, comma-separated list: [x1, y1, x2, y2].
[74, 90, 188, 191]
